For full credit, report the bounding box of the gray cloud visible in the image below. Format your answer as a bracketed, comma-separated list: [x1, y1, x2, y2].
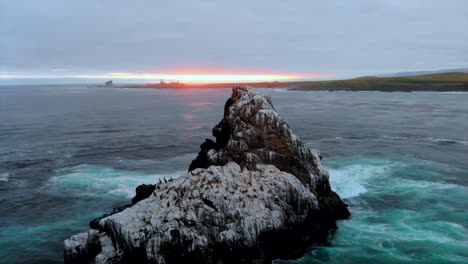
[1, 0, 467, 80]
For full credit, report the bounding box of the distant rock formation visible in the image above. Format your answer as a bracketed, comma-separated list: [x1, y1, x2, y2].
[64, 86, 350, 264]
[105, 80, 113, 87]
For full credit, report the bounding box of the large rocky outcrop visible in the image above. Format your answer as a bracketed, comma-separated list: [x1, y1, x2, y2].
[64, 86, 350, 264]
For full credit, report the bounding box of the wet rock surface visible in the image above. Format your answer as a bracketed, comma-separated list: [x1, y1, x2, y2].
[64, 86, 350, 264]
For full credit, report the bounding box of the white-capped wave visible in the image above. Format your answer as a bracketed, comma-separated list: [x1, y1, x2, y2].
[328, 167, 367, 198]
[47, 164, 185, 198]
[326, 156, 465, 200]
[327, 160, 393, 198]
[0, 173, 10, 182]
[382, 135, 468, 145]
[268, 88, 290, 92]
[426, 137, 468, 145]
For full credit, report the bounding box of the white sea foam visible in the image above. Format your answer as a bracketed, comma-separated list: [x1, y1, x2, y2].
[327, 162, 391, 198]
[267, 88, 290, 92]
[382, 134, 468, 144]
[382, 135, 407, 140]
[440, 91, 468, 94]
[328, 167, 367, 198]
[426, 137, 468, 145]
[47, 164, 185, 198]
[0, 173, 10, 182]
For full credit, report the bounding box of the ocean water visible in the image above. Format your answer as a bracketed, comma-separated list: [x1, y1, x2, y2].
[0, 85, 467, 263]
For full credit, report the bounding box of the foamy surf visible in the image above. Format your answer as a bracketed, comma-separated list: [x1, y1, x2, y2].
[47, 164, 185, 198]
[303, 156, 468, 264]
[384, 135, 468, 145]
[328, 167, 368, 199]
[0, 173, 10, 182]
[327, 161, 393, 199]
[316, 135, 468, 146]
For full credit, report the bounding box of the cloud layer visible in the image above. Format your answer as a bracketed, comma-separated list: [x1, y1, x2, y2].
[1, 0, 467, 81]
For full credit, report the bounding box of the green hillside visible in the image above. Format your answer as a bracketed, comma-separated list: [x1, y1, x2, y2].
[291, 72, 468, 92]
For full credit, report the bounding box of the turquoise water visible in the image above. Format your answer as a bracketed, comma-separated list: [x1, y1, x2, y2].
[1, 86, 467, 263]
[304, 157, 468, 264]
[0, 161, 188, 263]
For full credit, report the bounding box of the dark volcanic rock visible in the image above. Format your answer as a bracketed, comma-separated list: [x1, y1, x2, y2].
[132, 184, 156, 205]
[65, 86, 350, 264]
[188, 139, 217, 171]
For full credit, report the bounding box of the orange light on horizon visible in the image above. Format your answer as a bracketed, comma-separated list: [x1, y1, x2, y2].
[0, 72, 333, 82]
[75, 73, 305, 82]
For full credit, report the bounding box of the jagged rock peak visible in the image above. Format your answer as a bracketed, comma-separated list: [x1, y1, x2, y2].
[64, 86, 350, 264]
[190, 86, 329, 191]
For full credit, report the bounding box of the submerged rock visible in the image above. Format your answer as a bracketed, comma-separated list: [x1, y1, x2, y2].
[64, 86, 350, 263]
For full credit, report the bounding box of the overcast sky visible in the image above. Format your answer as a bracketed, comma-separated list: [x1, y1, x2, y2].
[1, 0, 467, 82]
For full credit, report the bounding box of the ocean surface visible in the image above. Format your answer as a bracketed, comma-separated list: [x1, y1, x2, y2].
[0, 85, 467, 264]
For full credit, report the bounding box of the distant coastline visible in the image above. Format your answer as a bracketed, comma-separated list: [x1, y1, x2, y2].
[107, 72, 468, 92]
[289, 72, 468, 92]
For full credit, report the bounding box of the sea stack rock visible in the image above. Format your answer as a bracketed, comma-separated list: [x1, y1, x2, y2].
[64, 86, 350, 264]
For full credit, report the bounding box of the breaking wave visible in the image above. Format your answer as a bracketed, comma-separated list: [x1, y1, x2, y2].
[318, 136, 468, 146]
[302, 157, 468, 264]
[0, 173, 10, 182]
[47, 164, 184, 198]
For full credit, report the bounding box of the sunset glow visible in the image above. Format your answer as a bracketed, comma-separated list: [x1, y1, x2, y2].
[77, 73, 303, 82]
[0, 72, 331, 83]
